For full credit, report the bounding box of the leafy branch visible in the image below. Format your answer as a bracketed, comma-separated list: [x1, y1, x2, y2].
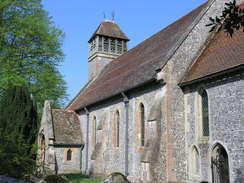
[206, 0, 244, 36]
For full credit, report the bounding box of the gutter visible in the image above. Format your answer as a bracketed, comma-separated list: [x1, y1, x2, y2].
[121, 92, 129, 177]
[179, 65, 244, 88]
[76, 78, 157, 112]
[51, 144, 84, 148]
[84, 107, 90, 174]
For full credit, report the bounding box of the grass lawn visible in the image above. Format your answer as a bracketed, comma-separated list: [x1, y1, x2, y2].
[64, 173, 104, 183]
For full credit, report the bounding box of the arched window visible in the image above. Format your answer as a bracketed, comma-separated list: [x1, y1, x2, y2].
[115, 110, 120, 147]
[93, 116, 97, 146]
[67, 149, 72, 161]
[211, 144, 229, 183]
[139, 103, 145, 147]
[192, 146, 200, 174]
[200, 89, 209, 137]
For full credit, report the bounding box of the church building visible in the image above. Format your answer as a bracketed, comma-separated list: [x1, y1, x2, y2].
[39, 0, 244, 182]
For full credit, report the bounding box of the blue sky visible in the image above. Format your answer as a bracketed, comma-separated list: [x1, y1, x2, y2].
[42, 0, 207, 104]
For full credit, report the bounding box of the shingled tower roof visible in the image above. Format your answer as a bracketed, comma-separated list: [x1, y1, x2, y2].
[88, 20, 129, 42]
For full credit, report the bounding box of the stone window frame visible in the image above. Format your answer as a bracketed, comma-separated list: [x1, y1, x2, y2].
[210, 142, 230, 183]
[190, 145, 201, 176]
[113, 110, 120, 148]
[64, 148, 76, 163]
[196, 87, 210, 143]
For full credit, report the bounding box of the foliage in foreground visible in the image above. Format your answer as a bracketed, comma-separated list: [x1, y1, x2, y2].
[207, 0, 244, 36]
[44, 175, 69, 183]
[0, 0, 67, 109]
[0, 86, 39, 179]
[64, 173, 103, 183]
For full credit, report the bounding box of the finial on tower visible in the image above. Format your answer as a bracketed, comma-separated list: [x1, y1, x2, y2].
[112, 11, 115, 22]
[103, 12, 106, 21]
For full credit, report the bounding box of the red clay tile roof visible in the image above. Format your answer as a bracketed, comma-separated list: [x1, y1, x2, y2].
[68, 2, 207, 111]
[181, 29, 244, 85]
[51, 109, 83, 145]
[89, 21, 129, 42]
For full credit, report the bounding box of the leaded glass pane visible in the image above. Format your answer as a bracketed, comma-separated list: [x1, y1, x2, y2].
[202, 90, 209, 136]
[116, 111, 120, 147]
[140, 104, 145, 146]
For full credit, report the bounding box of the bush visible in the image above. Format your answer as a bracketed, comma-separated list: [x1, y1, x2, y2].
[44, 175, 69, 183]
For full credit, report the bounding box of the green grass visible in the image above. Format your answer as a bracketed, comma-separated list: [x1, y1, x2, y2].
[64, 173, 104, 183]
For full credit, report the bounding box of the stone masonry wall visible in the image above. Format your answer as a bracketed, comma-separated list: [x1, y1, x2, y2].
[89, 55, 116, 80]
[157, 0, 243, 182]
[79, 85, 166, 182]
[184, 76, 244, 183]
[55, 147, 81, 174]
[79, 0, 244, 182]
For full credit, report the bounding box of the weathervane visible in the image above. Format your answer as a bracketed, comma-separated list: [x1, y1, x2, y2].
[112, 11, 115, 22]
[103, 12, 106, 21]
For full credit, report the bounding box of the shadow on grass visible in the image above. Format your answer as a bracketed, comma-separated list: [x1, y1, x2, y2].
[63, 173, 103, 183]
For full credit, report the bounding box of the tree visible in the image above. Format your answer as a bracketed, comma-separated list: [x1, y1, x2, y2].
[0, 0, 67, 109]
[207, 0, 244, 36]
[0, 86, 38, 178]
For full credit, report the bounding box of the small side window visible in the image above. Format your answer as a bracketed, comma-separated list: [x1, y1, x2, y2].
[67, 149, 72, 161]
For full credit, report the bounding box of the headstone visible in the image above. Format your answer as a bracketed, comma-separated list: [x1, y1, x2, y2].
[101, 173, 131, 183]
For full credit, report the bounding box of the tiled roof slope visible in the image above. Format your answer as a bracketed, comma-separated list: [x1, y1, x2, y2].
[51, 109, 83, 145]
[181, 28, 244, 85]
[89, 21, 129, 42]
[68, 2, 207, 111]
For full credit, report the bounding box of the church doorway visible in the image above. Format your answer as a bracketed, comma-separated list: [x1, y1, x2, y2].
[211, 143, 230, 183]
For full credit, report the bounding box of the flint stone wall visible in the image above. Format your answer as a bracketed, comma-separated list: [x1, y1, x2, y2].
[79, 85, 166, 182]
[185, 76, 244, 183]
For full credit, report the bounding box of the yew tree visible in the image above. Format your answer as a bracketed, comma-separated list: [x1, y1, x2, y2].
[0, 86, 38, 178]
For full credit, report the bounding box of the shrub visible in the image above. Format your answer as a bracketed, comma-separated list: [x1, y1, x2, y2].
[44, 175, 69, 183]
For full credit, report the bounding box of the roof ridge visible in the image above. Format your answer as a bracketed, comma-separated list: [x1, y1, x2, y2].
[68, 1, 209, 110]
[98, 1, 210, 78]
